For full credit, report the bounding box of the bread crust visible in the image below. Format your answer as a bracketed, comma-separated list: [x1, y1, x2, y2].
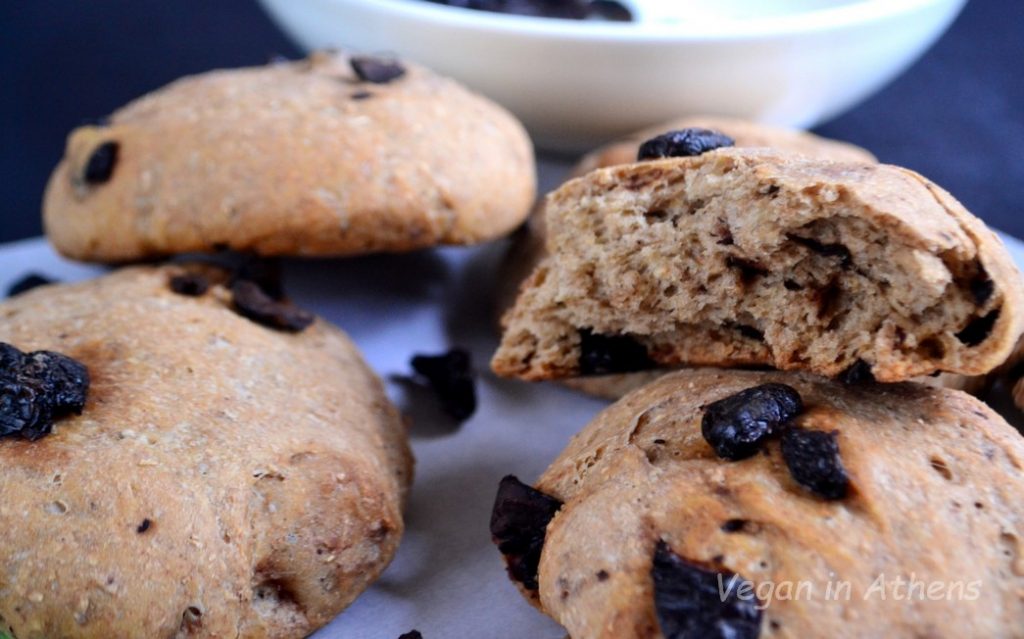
[0, 266, 412, 638]
[525, 369, 1024, 638]
[43, 52, 536, 262]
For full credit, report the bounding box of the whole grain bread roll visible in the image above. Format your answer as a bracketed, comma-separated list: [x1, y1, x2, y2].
[0, 266, 412, 638]
[491, 369, 1024, 638]
[43, 51, 535, 262]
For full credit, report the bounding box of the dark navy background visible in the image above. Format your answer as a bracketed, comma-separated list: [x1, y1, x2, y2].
[2, 1, 1021, 243]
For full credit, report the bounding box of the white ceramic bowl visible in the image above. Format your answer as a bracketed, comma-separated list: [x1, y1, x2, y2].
[257, 0, 967, 151]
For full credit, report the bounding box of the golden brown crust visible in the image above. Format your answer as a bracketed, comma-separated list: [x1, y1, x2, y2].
[528, 369, 1024, 638]
[0, 267, 412, 638]
[43, 52, 535, 262]
[493, 149, 1024, 383]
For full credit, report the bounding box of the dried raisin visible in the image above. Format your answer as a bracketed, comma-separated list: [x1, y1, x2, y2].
[838, 359, 874, 384]
[20, 351, 90, 410]
[701, 384, 803, 460]
[578, 329, 652, 375]
[410, 349, 477, 422]
[652, 541, 762, 639]
[0, 342, 89, 440]
[637, 128, 735, 161]
[83, 141, 119, 184]
[350, 56, 406, 84]
[490, 475, 562, 591]
[780, 427, 849, 500]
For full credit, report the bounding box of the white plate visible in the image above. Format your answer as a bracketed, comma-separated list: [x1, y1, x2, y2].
[1, 207, 1021, 639]
[257, 0, 967, 151]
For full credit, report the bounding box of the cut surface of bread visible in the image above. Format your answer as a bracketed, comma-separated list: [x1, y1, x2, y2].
[493, 149, 1024, 382]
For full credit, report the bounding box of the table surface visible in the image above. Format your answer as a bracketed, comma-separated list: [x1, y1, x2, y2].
[2, 226, 1023, 638]
[1, 0, 1023, 244]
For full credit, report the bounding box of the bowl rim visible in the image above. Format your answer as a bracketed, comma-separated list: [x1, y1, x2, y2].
[313, 0, 962, 41]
